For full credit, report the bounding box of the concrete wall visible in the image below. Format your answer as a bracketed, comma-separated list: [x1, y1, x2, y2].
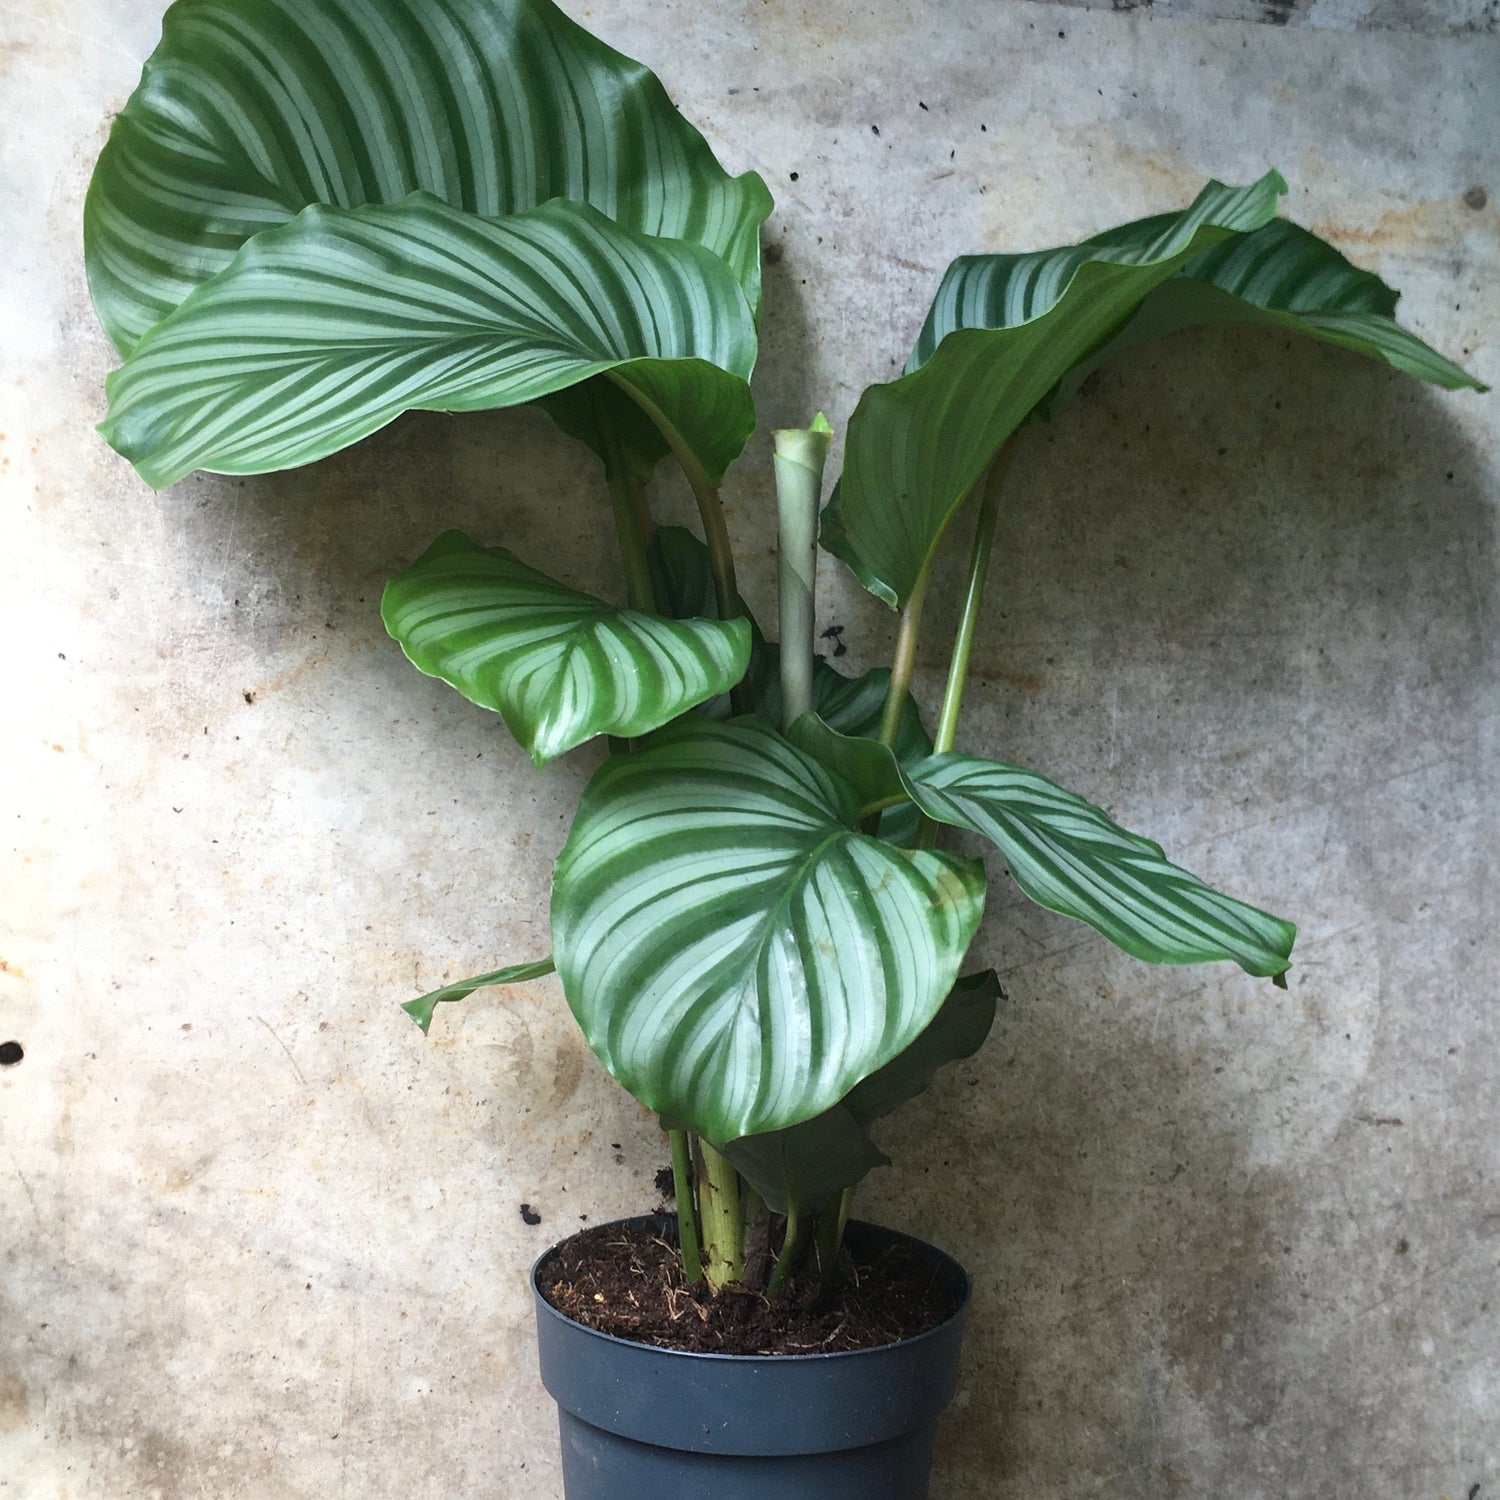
[3, 1, 1496, 1495]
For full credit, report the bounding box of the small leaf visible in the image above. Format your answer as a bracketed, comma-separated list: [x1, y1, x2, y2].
[101, 195, 757, 489]
[721, 1107, 889, 1216]
[382, 531, 752, 765]
[550, 717, 986, 1141]
[906, 754, 1295, 979]
[85, 0, 773, 353]
[403, 958, 555, 1034]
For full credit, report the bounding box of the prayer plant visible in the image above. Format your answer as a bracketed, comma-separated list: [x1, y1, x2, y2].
[87, 0, 1484, 1295]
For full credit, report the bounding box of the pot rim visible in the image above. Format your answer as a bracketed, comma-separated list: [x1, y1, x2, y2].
[530, 1212, 972, 1365]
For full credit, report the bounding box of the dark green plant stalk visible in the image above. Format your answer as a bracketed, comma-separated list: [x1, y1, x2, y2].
[669, 1128, 704, 1284]
[596, 396, 658, 616]
[764, 1208, 807, 1298]
[876, 557, 933, 749]
[915, 445, 1016, 850]
[812, 1194, 844, 1279]
[932, 446, 1014, 755]
[608, 374, 744, 631]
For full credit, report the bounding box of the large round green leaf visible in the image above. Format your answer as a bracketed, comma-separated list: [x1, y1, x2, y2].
[381, 530, 752, 765]
[99, 195, 757, 488]
[85, 0, 773, 354]
[550, 717, 987, 1141]
[825, 171, 1483, 609]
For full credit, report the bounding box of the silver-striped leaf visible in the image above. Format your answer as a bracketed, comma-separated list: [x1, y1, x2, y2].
[402, 957, 555, 1034]
[550, 717, 987, 1141]
[99, 195, 757, 489]
[1040, 217, 1485, 415]
[788, 715, 1294, 981]
[905, 753, 1295, 981]
[722, 969, 1000, 1214]
[825, 172, 1483, 609]
[381, 531, 752, 765]
[85, 0, 772, 354]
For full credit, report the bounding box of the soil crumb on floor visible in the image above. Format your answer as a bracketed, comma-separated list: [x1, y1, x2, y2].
[536, 1220, 961, 1355]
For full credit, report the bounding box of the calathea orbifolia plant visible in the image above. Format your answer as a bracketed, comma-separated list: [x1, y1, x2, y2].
[87, 0, 1484, 1295]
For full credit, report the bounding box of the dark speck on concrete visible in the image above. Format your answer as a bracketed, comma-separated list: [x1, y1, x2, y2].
[871, 123, 880, 136]
[520, 1203, 542, 1225]
[1464, 186, 1488, 210]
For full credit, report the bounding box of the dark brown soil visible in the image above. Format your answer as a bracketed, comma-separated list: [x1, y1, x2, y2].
[536, 1221, 961, 1355]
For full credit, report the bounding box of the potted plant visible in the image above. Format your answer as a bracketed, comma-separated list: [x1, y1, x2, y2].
[85, 0, 1483, 1493]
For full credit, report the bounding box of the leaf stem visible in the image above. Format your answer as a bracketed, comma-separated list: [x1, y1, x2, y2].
[606, 372, 749, 712]
[605, 465, 657, 615]
[593, 388, 657, 615]
[915, 446, 1016, 849]
[765, 1208, 807, 1299]
[605, 373, 742, 622]
[697, 1139, 745, 1289]
[813, 1194, 844, 1279]
[773, 416, 833, 730]
[876, 552, 937, 750]
[933, 444, 1015, 754]
[668, 1129, 703, 1284]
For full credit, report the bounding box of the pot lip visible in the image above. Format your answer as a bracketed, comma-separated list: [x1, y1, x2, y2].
[530, 1212, 972, 1365]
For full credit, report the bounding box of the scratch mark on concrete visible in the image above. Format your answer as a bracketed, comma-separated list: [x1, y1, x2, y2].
[7, 1145, 39, 1224]
[255, 1014, 307, 1086]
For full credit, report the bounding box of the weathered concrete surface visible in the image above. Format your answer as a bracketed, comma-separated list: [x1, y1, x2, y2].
[2, 1, 1496, 1496]
[1028, 0, 1497, 38]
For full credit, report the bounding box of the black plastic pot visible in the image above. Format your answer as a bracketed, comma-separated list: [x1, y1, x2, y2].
[531, 1215, 970, 1499]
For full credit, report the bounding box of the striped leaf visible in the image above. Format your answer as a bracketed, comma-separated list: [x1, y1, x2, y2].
[904, 753, 1295, 981]
[723, 969, 1000, 1213]
[402, 957, 555, 1034]
[550, 717, 987, 1141]
[791, 716, 1294, 981]
[1043, 216, 1486, 415]
[99, 195, 757, 489]
[85, 0, 773, 354]
[381, 530, 752, 765]
[825, 171, 1483, 609]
